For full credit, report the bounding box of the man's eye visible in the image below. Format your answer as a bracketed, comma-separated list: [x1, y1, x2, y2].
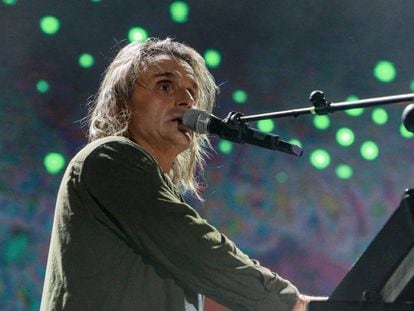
[157, 81, 173, 94]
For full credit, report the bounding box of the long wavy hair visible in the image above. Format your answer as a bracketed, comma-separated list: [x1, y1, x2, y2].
[87, 38, 218, 199]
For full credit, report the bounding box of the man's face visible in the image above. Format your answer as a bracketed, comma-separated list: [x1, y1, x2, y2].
[128, 54, 198, 162]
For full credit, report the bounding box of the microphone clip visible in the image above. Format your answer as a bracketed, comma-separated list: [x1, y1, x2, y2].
[221, 111, 303, 156]
[221, 111, 247, 143]
[310, 90, 332, 115]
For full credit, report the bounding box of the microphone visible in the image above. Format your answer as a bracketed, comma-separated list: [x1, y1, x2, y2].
[182, 108, 303, 156]
[402, 103, 414, 133]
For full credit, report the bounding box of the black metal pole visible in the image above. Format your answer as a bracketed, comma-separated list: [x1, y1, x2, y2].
[239, 92, 414, 123]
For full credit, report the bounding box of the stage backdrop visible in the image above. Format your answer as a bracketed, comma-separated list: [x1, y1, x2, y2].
[1, 1, 414, 309]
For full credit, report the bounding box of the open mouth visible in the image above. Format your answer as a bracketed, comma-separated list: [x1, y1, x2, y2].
[171, 117, 183, 126]
[172, 117, 191, 134]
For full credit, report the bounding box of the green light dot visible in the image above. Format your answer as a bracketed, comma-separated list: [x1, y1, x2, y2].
[335, 164, 353, 179]
[360, 141, 379, 160]
[44, 152, 66, 174]
[346, 108, 364, 117]
[371, 202, 386, 218]
[336, 127, 355, 147]
[257, 119, 275, 133]
[170, 1, 189, 23]
[36, 80, 49, 93]
[275, 171, 289, 183]
[310, 149, 331, 170]
[345, 95, 364, 116]
[346, 95, 359, 101]
[128, 26, 148, 43]
[232, 89, 248, 104]
[410, 80, 414, 92]
[313, 115, 330, 130]
[6, 235, 28, 263]
[204, 49, 221, 69]
[371, 108, 388, 125]
[400, 124, 414, 138]
[90, 0, 102, 2]
[288, 139, 302, 147]
[3, 0, 17, 5]
[78, 53, 95, 68]
[218, 140, 233, 154]
[40, 16, 60, 35]
[373, 60, 396, 83]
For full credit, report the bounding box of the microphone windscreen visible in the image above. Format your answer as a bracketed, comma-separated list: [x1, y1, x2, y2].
[182, 109, 209, 134]
[402, 103, 414, 133]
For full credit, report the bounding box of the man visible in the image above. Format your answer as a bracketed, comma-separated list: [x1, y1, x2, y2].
[41, 38, 319, 310]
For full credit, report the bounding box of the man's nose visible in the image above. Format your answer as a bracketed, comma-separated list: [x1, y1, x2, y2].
[176, 88, 194, 108]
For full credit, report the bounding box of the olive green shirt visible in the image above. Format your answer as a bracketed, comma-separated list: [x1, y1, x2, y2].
[40, 136, 299, 310]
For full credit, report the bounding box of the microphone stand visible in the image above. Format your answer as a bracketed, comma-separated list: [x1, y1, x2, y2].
[238, 91, 414, 123]
[219, 91, 414, 157]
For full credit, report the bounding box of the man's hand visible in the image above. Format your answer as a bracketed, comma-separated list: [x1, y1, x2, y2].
[292, 294, 328, 311]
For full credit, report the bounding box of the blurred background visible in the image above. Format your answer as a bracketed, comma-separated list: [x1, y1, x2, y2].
[1, 0, 414, 309]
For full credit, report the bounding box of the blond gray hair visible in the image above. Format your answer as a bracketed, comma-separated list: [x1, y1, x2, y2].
[87, 38, 218, 199]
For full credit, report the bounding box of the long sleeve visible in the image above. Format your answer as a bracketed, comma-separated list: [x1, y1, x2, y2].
[81, 138, 299, 310]
[41, 136, 299, 310]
